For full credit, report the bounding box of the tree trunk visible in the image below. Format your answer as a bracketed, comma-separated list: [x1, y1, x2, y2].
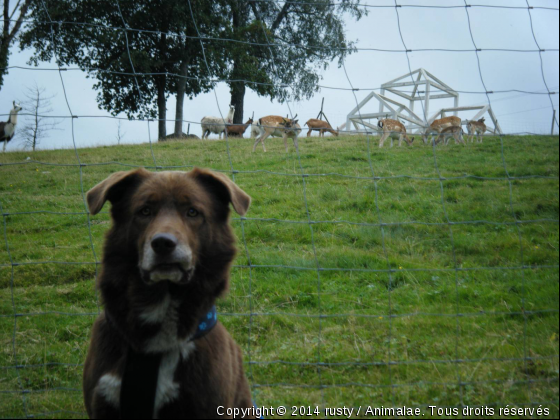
[0, 46, 9, 91]
[174, 60, 189, 137]
[156, 75, 166, 140]
[1, 0, 32, 90]
[156, 31, 168, 141]
[1, 0, 12, 90]
[230, 79, 246, 125]
[229, 2, 249, 124]
[33, 92, 39, 151]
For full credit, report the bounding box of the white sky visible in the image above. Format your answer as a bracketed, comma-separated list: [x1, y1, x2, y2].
[1, 0, 559, 151]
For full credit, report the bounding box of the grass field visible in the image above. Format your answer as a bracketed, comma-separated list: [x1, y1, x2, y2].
[0, 134, 558, 418]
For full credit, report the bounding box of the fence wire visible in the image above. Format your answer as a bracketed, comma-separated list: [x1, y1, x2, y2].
[0, 0, 559, 418]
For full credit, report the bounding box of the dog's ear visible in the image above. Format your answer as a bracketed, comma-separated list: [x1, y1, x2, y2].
[190, 168, 251, 216]
[87, 169, 150, 215]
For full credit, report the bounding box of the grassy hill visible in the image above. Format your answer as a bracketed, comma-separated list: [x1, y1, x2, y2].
[1, 134, 558, 418]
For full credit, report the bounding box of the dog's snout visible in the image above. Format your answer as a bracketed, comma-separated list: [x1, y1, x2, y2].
[151, 233, 178, 256]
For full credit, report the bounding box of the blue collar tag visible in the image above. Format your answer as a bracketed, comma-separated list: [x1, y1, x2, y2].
[193, 306, 218, 340]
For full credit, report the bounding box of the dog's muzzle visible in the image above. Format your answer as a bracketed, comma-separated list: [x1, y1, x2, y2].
[140, 233, 194, 284]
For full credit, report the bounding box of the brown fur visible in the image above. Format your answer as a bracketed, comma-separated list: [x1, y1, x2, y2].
[467, 117, 487, 143]
[225, 118, 254, 138]
[423, 116, 461, 144]
[377, 118, 414, 147]
[83, 168, 255, 419]
[435, 125, 465, 146]
[252, 115, 301, 152]
[304, 119, 338, 137]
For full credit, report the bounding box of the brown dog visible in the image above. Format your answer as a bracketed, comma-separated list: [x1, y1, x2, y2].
[83, 168, 256, 419]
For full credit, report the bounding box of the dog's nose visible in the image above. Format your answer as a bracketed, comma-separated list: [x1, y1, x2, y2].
[151, 233, 178, 256]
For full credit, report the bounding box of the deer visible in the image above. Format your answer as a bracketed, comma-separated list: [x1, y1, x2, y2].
[252, 115, 301, 153]
[1, 102, 23, 152]
[435, 125, 465, 146]
[201, 105, 235, 139]
[422, 116, 462, 145]
[467, 117, 487, 143]
[305, 119, 339, 137]
[226, 113, 254, 138]
[377, 118, 414, 147]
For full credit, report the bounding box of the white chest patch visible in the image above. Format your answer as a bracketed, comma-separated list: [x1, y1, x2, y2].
[95, 341, 195, 417]
[138, 294, 197, 416]
[97, 373, 122, 408]
[97, 293, 200, 416]
[153, 341, 195, 419]
[144, 299, 182, 354]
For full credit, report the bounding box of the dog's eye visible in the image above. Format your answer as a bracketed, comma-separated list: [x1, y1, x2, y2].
[140, 207, 152, 217]
[187, 208, 199, 218]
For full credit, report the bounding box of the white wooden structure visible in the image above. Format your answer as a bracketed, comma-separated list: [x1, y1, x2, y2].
[340, 68, 502, 136]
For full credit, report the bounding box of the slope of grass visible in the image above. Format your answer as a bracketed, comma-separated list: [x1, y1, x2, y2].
[0, 135, 558, 418]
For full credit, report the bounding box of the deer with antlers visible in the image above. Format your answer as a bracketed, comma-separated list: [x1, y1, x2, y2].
[252, 115, 301, 153]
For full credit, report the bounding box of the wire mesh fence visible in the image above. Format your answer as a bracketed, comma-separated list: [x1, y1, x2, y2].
[0, 0, 559, 418]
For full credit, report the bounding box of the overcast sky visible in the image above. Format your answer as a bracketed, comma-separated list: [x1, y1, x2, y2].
[1, 0, 558, 151]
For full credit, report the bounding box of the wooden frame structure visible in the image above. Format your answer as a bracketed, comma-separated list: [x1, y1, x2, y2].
[340, 68, 502, 135]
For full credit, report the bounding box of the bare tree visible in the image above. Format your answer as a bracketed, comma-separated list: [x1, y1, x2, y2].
[20, 83, 61, 151]
[115, 120, 126, 145]
[1, 0, 33, 89]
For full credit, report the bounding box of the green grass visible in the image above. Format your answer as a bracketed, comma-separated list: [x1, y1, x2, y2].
[0, 135, 558, 418]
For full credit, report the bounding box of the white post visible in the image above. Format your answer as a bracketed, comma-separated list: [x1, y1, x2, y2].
[488, 107, 503, 136]
[454, 96, 459, 117]
[424, 82, 431, 124]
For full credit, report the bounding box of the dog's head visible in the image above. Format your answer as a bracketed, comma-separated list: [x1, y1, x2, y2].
[87, 168, 250, 286]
